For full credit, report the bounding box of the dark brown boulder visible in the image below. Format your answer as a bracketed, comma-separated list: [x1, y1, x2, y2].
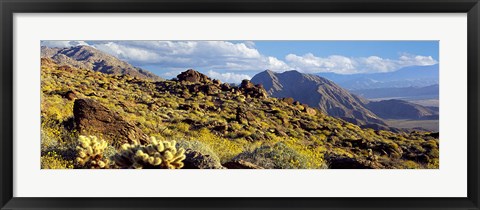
[240, 80, 268, 98]
[220, 83, 231, 91]
[236, 107, 251, 125]
[177, 69, 211, 84]
[240, 79, 254, 89]
[223, 160, 264, 169]
[73, 98, 150, 148]
[200, 84, 220, 95]
[212, 79, 221, 85]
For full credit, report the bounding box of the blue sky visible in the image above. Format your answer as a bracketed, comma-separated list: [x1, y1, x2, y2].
[250, 41, 438, 61]
[41, 40, 439, 83]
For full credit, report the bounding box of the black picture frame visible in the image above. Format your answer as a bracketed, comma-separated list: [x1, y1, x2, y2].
[1, 0, 479, 209]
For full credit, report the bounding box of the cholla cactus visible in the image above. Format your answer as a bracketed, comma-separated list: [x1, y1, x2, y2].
[75, 135, 110, 169]
[114, 137, 186, 169]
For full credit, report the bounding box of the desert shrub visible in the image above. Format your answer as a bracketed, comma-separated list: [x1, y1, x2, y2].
[114, 137, 186, 169]
[41, 117, 78, 152]
[175, 122, 191, 133]
[402, 160, 420, 169]
[75, 135, 111, 169]
[41, 94, 74, 121]
[233, 142, 309, 169]
[41, 151, 74, 169]
[192, 128, 243, 163]
[176, 139, 221, 163]
[283, 137, 327, 169]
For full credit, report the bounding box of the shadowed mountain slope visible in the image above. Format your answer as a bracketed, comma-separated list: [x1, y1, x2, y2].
[365, 99, 438, 120]
[251, 70, 386, 127]
[41, 45, 163, 81]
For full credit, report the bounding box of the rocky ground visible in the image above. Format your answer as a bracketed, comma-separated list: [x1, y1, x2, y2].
[40, 58, 439, 169]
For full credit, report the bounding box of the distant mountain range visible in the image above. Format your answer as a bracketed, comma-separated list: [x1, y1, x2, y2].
[251, 70, 385, 127]
[365, 99, 438, 120]
[351, 84, 439, 100]
[41, 46, 163, 81]
[251, 70, 438, 131]
[317, 64, 439, 90]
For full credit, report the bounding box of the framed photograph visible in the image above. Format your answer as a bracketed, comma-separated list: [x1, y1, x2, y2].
[1, 0, 479, 209]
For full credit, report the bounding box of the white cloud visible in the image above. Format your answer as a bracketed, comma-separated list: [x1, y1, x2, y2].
[206, 70, 251, 84]
[41, 40, 438, 75]
[41, 41, 89, 48]
[160, 70, 184, 79]
[94, 42, 160, 62]
[266, 56, 291, 71]
[83, 41, 266, 71]
[285, 53, 438, 74]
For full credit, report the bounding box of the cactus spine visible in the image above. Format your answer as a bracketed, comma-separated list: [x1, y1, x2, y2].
[75, 135, 110, 169]
[114, 137, 186, 169]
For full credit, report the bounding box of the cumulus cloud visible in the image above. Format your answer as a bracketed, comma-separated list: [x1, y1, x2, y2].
[94, 42, 160, 62]
[206, 70, 251, 84]
[88, 41, 262, 69]
[286, 53, 438, 74]
[41, 40, 438, 75]
[41, 40, 89, 48]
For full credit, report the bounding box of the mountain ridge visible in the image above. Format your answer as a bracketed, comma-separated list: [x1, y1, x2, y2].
[251, 70, 386, 128]
[251, 70, 438, 131]
[41, 45, 163, 81]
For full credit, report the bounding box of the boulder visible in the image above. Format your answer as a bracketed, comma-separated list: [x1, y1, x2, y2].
[200, 84, 220, 95]
[212, 79, 221, 85]
[223, 160, 264, 169]
[73, 98, 150, 148]
[239, 80, 268, 99]
[220, 83, 231, 91]
[240, 79, 254, 89]
[177, 69, 211, 83]
[235, 107, 256, 125]
[182, 149, 225, 169]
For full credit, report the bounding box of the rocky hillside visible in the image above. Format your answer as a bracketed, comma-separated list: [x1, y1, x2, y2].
[40, 59, 439, 169]
[41, 46, 163, 81]
[251, 70, 438, 130]
[366, 99, 439, 120]
[251, 70, 387, 127]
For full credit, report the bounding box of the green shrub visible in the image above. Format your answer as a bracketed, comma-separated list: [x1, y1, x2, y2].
[233, 142, 309, 169]
[176, 139, 221, 163]
[41, 151, 74, 169]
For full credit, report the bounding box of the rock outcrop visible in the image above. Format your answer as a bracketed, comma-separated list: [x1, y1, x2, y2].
[177, 69, 212, 83]
[240, 79, 268, 98]
[73, 98, 150, 148]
